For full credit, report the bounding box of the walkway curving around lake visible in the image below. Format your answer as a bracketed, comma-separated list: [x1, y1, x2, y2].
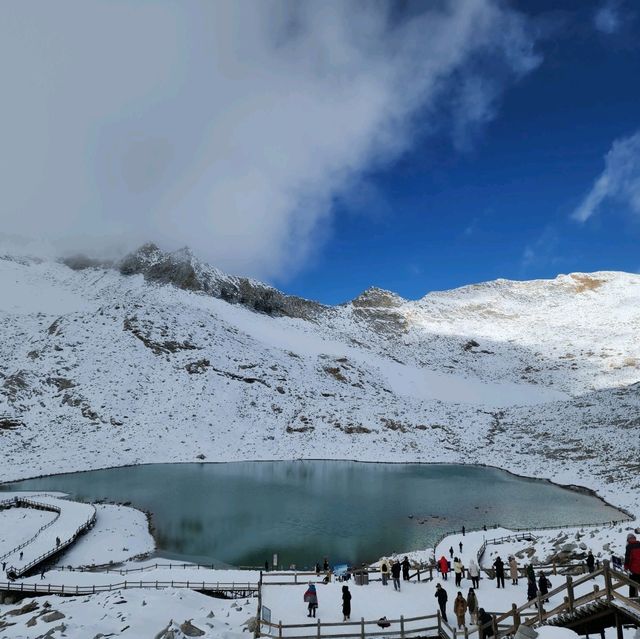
[0, 493, 95, 578]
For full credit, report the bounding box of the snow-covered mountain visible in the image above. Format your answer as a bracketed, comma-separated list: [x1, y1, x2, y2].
[1, 246, 639, 515]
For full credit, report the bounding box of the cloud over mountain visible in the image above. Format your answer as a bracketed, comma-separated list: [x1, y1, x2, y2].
[0, 0, 539, 280]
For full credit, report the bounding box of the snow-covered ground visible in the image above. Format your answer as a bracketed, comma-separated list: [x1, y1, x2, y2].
[0, 587, 251, 638]
[53, 504, 155, 568]
[0, 508, 56, 558]
[0, 493, 95, 575]
[0, 247, 639, 637]
[0, 249, 638, 523]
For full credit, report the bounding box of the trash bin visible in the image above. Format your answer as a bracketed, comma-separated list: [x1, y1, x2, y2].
[362, 571, 369, 585]
[354, 572, 363, 586]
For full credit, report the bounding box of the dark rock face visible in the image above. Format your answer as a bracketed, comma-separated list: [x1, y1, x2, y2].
[118, 244, 325, 320]
[60, 254, 113, 270]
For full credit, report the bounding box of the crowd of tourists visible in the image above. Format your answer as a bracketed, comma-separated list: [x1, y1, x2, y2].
[299, 531, 640, 633]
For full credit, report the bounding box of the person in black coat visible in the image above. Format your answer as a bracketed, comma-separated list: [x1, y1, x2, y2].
[538, 571, 551, 602]
[391, 560, 402, 591]
[493, 557, 505, 589]
[586, 551, 595, 573]
[342, 585, 352, 621]
[477, 608, 494, 639]
[527, 576, 538, 607]
[435, 583, 448, 621]
[401, 556, 410, 581]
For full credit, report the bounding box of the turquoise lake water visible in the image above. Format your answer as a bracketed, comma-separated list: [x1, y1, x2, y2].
[1, 461, 626, 568]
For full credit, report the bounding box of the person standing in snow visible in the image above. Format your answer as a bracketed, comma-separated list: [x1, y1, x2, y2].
[342, 585, 352, 621]
[525, 563, 535, 582]
[453, 557, 464, 587]
[467, 587, 478, 624]
[462, 526, 466, 536]
[401, 556, 410, 581]
[439, 556, 450, 580]
[449, 546, 454, 559]
[380, 559, 390, 586]
[454, 591, 468, 629]
[459, 541, 463, 553]
[391, 560, 401, 591]
[19, 551, 23, 561]
[527, 576, 538, 606]
[509, 556, 519, 585]
[435, 583, 448, 621]
[477, 608, 494, 639]
[624, 533, 640, 597]
[304, 583, 318, 617]
[586, 551, 595, 573]
[467, 558, 480, 588]
[538, 571, 551, 602]
[493, 556, 505, 588]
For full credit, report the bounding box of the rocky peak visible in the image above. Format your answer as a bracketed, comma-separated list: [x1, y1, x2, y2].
[349, 287, 408, 335]
[117, 243, 326, 321]
[351, 287, 405, 308]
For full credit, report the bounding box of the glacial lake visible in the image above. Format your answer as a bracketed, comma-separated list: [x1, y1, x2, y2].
[1, 461, 626, 569]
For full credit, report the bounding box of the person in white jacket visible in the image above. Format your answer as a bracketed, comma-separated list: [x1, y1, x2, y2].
[467, 559, 480, 588]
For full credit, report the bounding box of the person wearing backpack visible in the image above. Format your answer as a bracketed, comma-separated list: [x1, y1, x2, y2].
[304, 583, 318, 617]
[380, 559, 390, 586]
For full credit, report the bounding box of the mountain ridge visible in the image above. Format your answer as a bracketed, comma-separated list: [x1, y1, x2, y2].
[0, 245, 638, 520]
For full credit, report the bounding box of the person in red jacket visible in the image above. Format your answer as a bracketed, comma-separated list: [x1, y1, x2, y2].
[624, 533, 640, 598]
[439, 555, 450, 580]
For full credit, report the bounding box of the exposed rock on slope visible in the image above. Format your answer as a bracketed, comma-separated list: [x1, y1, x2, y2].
[0, 246, 639, 517]
[118, 243, 325, 320]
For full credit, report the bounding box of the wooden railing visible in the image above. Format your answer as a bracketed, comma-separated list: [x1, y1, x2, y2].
[259, 612, 441, 639]
[5, 500, 97, 578]
[470, 561, 640, 639]
[0, 578, 259, 596]
[0, 498, 62, 562]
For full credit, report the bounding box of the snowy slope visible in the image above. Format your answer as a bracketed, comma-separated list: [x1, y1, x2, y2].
[0, 247, 638, 518]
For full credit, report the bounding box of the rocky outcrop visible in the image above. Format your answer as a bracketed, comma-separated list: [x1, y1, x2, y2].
[118, 243, 326, 320]
[349, 286, 408, 334]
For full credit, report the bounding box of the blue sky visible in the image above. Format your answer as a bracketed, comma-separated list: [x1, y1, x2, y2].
[1, 1, 639, 304]
[283, 0, 640, 303]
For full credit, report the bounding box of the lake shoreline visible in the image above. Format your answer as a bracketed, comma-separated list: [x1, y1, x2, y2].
[1, 459, 632, 567]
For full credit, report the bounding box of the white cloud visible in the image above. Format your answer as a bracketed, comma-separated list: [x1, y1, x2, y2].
[0, 0, 539, 281]
[594, 2, 622, 34]
[572, 130, 640, 222]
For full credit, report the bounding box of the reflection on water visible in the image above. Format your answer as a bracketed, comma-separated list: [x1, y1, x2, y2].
[1, 461, 626, 568]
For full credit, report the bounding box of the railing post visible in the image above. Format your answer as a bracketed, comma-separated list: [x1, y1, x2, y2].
[552, 561, 557, 576]
[537, 592, 544, 622]
[361, 616, 365, 639]
[317, 618, 321, 639]
[566, 576, 574, 611]
[400, 615, 405, 639]
[511, 603, 520, 629]
[491, 615, 498, 639]
[278, 620, 282, 639]
[603, 561, 613, 602]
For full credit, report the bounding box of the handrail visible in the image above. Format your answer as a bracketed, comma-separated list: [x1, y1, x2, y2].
[0, 498, 62, 562]
[0, 579, 259, 595]
[5, 501, 97, 578]
[469, 562, 640, 638]
[259, 612, 440, 639]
